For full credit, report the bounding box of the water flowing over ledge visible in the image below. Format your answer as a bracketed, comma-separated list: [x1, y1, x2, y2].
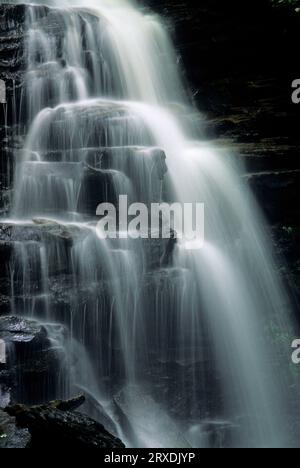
[0, 0, 299, 448]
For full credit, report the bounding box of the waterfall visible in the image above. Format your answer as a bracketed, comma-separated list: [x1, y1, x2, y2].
[5, 0, 298, 447]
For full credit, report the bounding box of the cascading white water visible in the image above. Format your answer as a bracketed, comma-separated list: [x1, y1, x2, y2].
[5, 0, 299, 447]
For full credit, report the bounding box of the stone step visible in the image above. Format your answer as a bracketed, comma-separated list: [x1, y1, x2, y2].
[27, 146, 167, 196]
[0, 219, 177, 316]
[31, 146, 166, 173]
[29, 101, 154, 153]
[0, 220, 177, 285]
[19, 144, 168, 217]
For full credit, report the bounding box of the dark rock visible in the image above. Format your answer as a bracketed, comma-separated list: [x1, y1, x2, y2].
[53, 394, 86, 412]
[78, 165, 125, 216]
[0, 128, 19, 216]
[0, 408, 30, 448]
[83, 146, 168, 205]
[0, 220, 84, 244]
[5, 398, 125, 448]
[32, 218, 87, 245]
[0, 293, 10, 316]
[91, 147, 168, 181]
[244, 170, 300, 224]
[0, 4, 27, 125]
[270, 224, 300, 308]
[0, 316, 66, 405]
[0, 315, 47, 344]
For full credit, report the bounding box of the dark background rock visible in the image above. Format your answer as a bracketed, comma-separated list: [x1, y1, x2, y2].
[0, 3, 27, 215]
[0, 316, 67, 405]
[0, 4, 27, 119]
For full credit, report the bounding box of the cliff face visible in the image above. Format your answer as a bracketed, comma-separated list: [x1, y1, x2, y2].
[0, 4, 26, 105]
[0, 4, 27, 216]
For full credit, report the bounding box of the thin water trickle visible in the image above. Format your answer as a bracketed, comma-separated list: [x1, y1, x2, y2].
[4, 0, 298, 447]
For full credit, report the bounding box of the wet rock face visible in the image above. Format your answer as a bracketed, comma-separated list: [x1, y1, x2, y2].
[0, 4, 26, 106]
[0, 221, 79, 316]
[5, 397, 125, 449]
[0, 315, 47, 343]
[0, 3, 27, 216]
[245, 170, 300, 224]
[1, 395, 125, 449]
[0, 315, 125, 448]
[0, 408, 30, 449]
[0, 316, 65, 405]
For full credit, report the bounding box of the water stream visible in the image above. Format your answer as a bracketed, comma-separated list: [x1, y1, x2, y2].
[3, 0, 298, 447]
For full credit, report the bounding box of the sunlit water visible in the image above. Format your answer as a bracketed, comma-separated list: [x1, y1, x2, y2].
[2, 0, 299, 447]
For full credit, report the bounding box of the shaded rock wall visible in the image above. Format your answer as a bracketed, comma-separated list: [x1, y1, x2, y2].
[0, 316, 67, 405]
[0, 4, 26, 116]
[1, 395, 125, 448]
[0, 4, 27, 216]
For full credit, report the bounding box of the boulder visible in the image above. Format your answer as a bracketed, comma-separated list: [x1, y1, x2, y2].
[5, 396, 125, 448]
[0, 408, 30, 449]
[0, 315, 47, 344]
